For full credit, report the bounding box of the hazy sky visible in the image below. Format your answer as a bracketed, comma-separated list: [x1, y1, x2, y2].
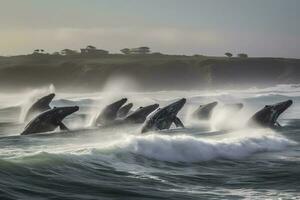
[1, 0, 300, 57]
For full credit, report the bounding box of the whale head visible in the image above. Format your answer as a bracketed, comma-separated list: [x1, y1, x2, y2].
[125, 103, 159, 123]
[96, 98, 128, 125]
[141, 98, 186, 133]
[249, 100, 293, 128]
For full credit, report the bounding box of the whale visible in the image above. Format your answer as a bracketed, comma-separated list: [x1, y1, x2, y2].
[248, 100, 293, 128]
[25, 93, 55, 121]
[117, 103, 133, 118]
[124, 104, 159, 124]
[141, 98, 186, 133]
[95, 98, 127, 126]
[98, 103, 159, 128]
[192, 101, 218, 120]
[21, 106, 79, 135]
[223, 103, 243, 112]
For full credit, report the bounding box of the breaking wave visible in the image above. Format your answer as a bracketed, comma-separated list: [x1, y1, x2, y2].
[115, 130, 295, 162]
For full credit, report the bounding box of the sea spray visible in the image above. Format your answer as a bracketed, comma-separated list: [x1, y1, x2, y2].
[19, 84, 56, 123]
[210, 103, 250, 131]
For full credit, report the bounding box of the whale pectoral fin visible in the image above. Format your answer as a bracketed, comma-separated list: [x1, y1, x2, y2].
[173, 117, 184, 128]
[274, 122, 282, 128]
[58, 121, 69, 131]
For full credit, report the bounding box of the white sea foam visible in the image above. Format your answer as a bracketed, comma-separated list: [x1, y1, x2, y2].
[117, 129, 295, 162]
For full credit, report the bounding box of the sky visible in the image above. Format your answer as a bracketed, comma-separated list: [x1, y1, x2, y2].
[0, 0, 300, 58]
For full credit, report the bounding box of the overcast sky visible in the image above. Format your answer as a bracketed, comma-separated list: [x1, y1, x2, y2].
[1, 0, 300, 57]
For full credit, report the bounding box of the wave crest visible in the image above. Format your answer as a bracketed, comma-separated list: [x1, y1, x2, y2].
[119, 131, 294, 162]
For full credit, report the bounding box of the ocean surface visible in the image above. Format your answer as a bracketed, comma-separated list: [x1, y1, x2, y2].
[0, 84, 299, 200]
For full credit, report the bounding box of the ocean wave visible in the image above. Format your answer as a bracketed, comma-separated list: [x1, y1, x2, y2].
[244, 94, 300, 101]
[117, 131, 295, 162]
[52, 98, 96, 107]
[0, 128, 295, 164]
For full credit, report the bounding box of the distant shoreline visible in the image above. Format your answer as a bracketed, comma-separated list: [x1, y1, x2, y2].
[0, 54, 299, 92]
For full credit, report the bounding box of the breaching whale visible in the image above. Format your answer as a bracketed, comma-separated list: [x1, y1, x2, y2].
[95, 98, 127, 126]
[99, 103, 159, 127]
[25, 93, 55, 121]
[223, 103, 244, 111]
[248, 100, 293, 128]
[192, 101, 218, 120]
[21, 106, 79, 135]
[141, 98, 186, 133]
[124, 104, 159, 124]
[117, 103, 133, 118]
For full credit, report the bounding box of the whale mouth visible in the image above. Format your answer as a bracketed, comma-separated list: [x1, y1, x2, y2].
[47, 93, 55, 100]
[110, 98, 128, 111]
[125, 103, 159, 123]
[272, 100, 293, 116]
[141, 103, 160, 115]
[166, 98, 186, 114]
[177, 98, 187, 110]
[208, 101, 218, 107]
[271, 100, 293, 123]
[199, 101, 218, 112]
[38, 93, 55, 105]
[58, 106, 79, 117]
[122, 103, 133, 109]
[117, 103, 134, 118]
[119, 98, 128, 105]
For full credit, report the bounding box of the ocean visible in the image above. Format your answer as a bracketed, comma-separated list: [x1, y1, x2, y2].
[0, 84, 299, 200]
